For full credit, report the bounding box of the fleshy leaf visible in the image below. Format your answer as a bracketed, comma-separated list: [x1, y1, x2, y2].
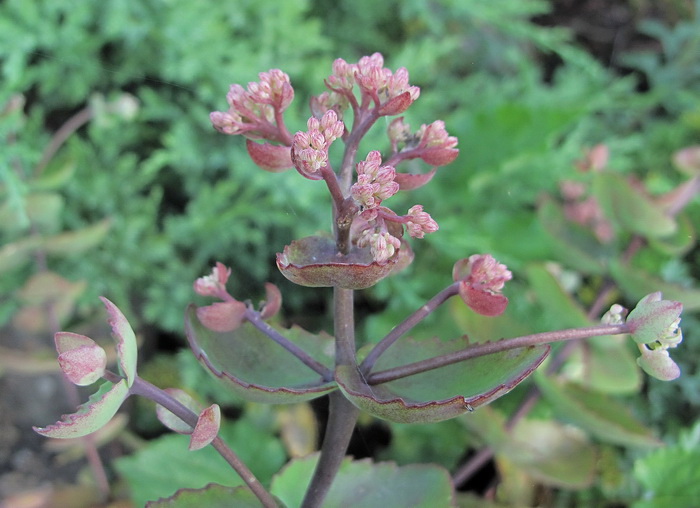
[146, 484, 267, 508]
[246, 139, 293, 172]
[260, 283, 282, 319]
[156, 388, 201, 434]
[393, 167, 437, 191]
[276, 235, 399, 289]
[636, 347, 681, 381]
[593, 172, 677, 239]
[336, 337, 549, 423]
[196, 301, 247, 332]
[271, 454, 456, 508]
[189, 405, 221, 451]
[33, 380, 129, 439]
[626, 292, 682, 346]
[535, 374, 661, 447]
[55, 332, 107, 386]
[100, 297, 138, 387]
[185, 306, 336, 403]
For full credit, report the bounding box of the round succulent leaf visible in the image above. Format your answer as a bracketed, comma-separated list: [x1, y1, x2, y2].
[276, 235, 399, 289]
[271, 454, 456, 508]
[189, 405, 221, 451]
[33, 379, 129, 439]
[55, 332, 107, 386]
[145, 484, 270, 508]
[336, 336, 549, 423]
[185, 306, 336, 403]
[100, 297, 138, 387]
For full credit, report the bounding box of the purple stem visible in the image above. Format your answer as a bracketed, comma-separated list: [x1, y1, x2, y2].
[367, 323, 629, 385]
[360, 282, 460, 373]
[124, 374, 279, 508]
[244, 308, 334, 381]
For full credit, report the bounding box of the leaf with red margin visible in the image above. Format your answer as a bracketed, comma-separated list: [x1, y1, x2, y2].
[33, 380, 129, 438]
[145, 484, 267, 508]
[100, 297, 137, 387]
[185, 306, 337, 403]
[336, 337, 549, 424]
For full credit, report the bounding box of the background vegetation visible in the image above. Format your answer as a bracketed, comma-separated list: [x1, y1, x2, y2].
[1, 0, 698, 506]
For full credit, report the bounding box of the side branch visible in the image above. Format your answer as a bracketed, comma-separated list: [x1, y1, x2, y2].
[245, 308, 334, 381]
[360, 282, 460, 373]
[367, 323, 630, 385]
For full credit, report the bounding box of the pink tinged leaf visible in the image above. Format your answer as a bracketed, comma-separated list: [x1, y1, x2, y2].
[260, 282, 282, 320]
[636, 347, 681, 381]
[155, 388, 201, 434]
[55, 332, 107, 386]
[99, 297, 138, 387]
[672, 146, 700, 175]
[458, 282, 509, 317]
[196, 300, 247, 332]
[246, 139, 293, 172]
[394, 167, 437, 191]
[33, 379, 129, 439]
[189, 404, 221, 451]
[419, 147, 459, 166]
[377, 91, 414, 116]
[626, 292, 683, 345]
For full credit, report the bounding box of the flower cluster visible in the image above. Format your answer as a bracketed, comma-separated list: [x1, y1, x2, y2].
[210, 69, 293, 143]
[625, 292, 683, 380]
[291, 110, 345, 179]
[453, 254, 512, 316]
[325, 53, 420, 115]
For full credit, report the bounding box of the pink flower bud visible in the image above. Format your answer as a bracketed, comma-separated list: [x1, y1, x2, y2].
[453, 254, 512, 316]
[193, 262, 231, 297]
[405, 205, 439, 238]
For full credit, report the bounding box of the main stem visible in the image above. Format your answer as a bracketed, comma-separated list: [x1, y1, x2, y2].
[301, 288, 360, 508]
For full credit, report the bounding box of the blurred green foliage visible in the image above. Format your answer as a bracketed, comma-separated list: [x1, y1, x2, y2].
[2, 0, 699, 506]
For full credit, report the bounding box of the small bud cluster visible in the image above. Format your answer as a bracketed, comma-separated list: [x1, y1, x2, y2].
[210, 69, 293, 143]
[625, 292, 683, 380]
[291, 111, 345, 179]
[325, 53, 420, 115]
[453, 254, 512, 316]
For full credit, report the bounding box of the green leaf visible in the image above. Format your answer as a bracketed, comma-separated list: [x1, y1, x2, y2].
[609, 260, 700, 311]
[33, 380, 129, 439]
[593, 172, 677, 239]
[525, 263, 591, 328]
[25, 192, 64, 234]
[32, 157, 77, 190]
[535, 374, 661, 448]
[461, 407, 597, 489]
[634, 433, 700, 508]
[146, 484, 275, 508]
[537, 198, 607, 275]
[560, 334, 642, 394]
[336, 337, 549, 423]
[271, 454, 456, 508]
[116, 419, 286, 507]
[0, 235, 43, 273]
[100, 297, 138, 387]
[185, 306, 336, 403]
[42, 219, 111, 256]
[648, 213, 695, 255]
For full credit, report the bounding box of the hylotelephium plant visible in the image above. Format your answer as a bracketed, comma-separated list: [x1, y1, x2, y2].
[34, 54, 685, 507]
